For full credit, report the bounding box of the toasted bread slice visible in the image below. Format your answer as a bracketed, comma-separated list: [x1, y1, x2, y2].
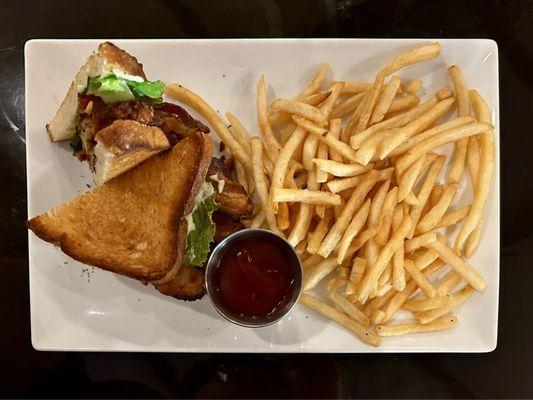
[93, 120, 170, 186]
[28, 133, 213, 282]
[46, 42, 146, 142]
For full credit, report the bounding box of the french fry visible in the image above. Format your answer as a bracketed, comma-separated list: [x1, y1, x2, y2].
[364, 285, 396, 316]
[377, 97, 456, 160]
[350, 96, 439, 150]
[327, 119, 344, 161]
[303, 257, 339, 291]
[293, 116, 359, 163]
[250, 209, 266, 228]
[370, 75, 402, 124]
[250, 138, 281, 234]
[436, 87, 453, 100]
[271, 188, 342, 206]
[408, 155, 445, 238]
[386, 94, 420, 115]
[391, 204, 406, 291]
[257, 75, 282, 163]
[307, 208, 333, 254]
[404, 79, 423, 95]
[417, 286, 474, 324]
[346, 257, 366, 295]
[300, 293, 382, 347]
[302, 254, 324, 270]
[395, 122, 492, 176]
[368, 180, 391, 227]
[330, 92, 367, 119]
[426, 238, 486, 291]
[404, 232, 437, 253]
[337, 199, 371, 264]
[345, 226, 380, 257]
[378, 264, 393, 287]
[354, 70, 386, 133]
[355, 128, 400, 165]
[375, 186, 398, 246]
[417, 185, 457, 233]
[436, 271, 463, 296]
[287, 171, 319, 246]
[403, 191, 420, 206]
[388, 116, 475, 157]
[404, 259, 437, 298]
[382, 259, 445, 323]
[341, 81, 372, 94]
[165, 83, 251, 169]
[402, 295, 451, 312]
[464, 223, 482, 258]
[412, 248, 439, 271]
[226, 111, 252, 154]
[315, 142, 329, 183]
[397, 155, 425, 201]
[330, 289, 370, 326]
[296, 63, 330, 99]
[381, 42, 441, 76]
[343, 91, 369, 139]
[279, 122, 296, 145]
[313, 159, 374, 178]
[326, 168, 393, 194]
[447, 65, 470, 184]
[318, 170, 381, 258]
[467, 135, 481, 189]
[376, 316, 457, 336]
[277, 202, 291, 231]
[271, 98, 326, 124]
[358, 213, 412, 303]
[434, 205, 470, 230]
[454, 90, 495, 253]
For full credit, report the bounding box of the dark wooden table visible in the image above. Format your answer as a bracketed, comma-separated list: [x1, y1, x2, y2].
[1, 0, 532, 398]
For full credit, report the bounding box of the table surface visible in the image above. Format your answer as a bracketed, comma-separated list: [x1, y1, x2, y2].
[1, 0, 532, 398]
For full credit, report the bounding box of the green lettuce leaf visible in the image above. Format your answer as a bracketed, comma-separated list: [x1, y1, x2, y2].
[85, 74, 164, 104]
[183, 182, 219, 267]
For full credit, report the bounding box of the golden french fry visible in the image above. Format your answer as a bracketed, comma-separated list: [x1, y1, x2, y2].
[375, 186, 398, 246]
[257, 75, 282, 163]
[350, 96, 439, 150]
[358, 213, 412, 303]
[404, 79, 423, 95]
[412, 248, 439, 271]
[297, 63, 330, 99]
[341, 81, 372, 94]
[402, 295, 452, 312]
[370, 75, 402, 124]
[330, 92, 367, 119]
[279, 122, 296, 145]
[313, 159, 374, 178]
[382, 259, 445, 323]
[318, 170, 381, 258]
[395, 122, 492, 176]
[426, 238, 486, 291]
[165, 83, 251, 169]
[363, 285, 396, 317]
[368, 180, 391, 227]
[271, 188, 341, 206]
[455, 90, 495, 254]
[343, 91, 369, 139]
[346, 257, 366, 294]
[391, 205, 406, 291]
[287, 171, 319, 246]
[337, 199, 371, 264]
[302, 254, 324, 270]
[404, 232, 437, 253]
[397, 155, 425, 201]
[381, 42, 441, 76]
[277, 202, 291, 231]
[417, 185, 457, 233]
[378, 97, 456, 160]
[386, 94, 420, 115]
[315, 142, 329, 183]
[303, 257, 339, 291]
[271, 98, 326, 124]
[403, 191, 420, 206]
[464, 222, 482, 258]
[371, 309, 386, 324]
[327, 119, 344, 161]
[345, 226, 380, 259]
[467, 136, 481, 189]
[250, 209, 266, 228]
[251, 138, 280, 234]
[378, 264, 393, 287]
[404, 259, 436, 298]
[354, 70, 386, 133]
[355, 128, 399, 165]
[226, 111, 252, 154]
[300, 293, 381, 347]
[326, 168, 393, 194]
[307, 208, 333, 254]
[329, 290, 370, 326]
[436, 87, 453, 100]
[417, 286, 474, 324]
[434, 205, 470, 230]
[389, 116, 475, 157]
[447, 65, 470, 184]
[376, 316, 457, 337]
[407, 155, 445, 238]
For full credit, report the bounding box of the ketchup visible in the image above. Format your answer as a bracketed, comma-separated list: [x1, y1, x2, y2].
[213, 237, 296, 318]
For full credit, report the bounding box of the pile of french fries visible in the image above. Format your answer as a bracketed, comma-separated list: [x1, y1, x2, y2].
[164, 42, 495, 347]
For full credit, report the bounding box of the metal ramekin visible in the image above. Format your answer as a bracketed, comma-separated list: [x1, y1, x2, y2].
[205, 228, 302, 328]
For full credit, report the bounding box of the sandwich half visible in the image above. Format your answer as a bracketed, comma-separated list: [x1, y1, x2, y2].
[47, 42, 209, 185]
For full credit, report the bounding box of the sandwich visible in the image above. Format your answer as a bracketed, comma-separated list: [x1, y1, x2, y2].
[47, 42, 209, 185]
[28, 132, 253, 300]
[30, 42, 254, 300]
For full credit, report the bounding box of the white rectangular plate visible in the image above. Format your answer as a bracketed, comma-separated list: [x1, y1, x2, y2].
[26, 39, 499, 352]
